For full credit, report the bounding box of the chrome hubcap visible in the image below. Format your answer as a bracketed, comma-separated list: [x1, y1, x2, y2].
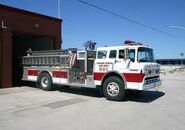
[41, 76, 49, 88]
[107, 82, 119, 96]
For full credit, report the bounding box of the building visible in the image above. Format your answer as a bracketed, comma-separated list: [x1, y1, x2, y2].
[0, 4, 62, 88]
[156, 58, 185, 65]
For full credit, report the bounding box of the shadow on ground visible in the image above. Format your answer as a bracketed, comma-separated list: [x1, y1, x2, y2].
[58, 87, 102, 98]
[126, 91, 165, 103]
[20, 83, 165, 103]
[58, 86, 165, 103]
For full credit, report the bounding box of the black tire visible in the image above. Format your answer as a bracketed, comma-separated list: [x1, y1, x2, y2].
[103, 76, 125, 101]
[38, 72, 53, 91]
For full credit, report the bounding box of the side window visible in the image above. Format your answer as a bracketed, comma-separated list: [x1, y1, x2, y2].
[129, 49, 135, 62]
[109, 50, 117, 58]
[119, 50, 125, 59]
[97, 50, 107, 59]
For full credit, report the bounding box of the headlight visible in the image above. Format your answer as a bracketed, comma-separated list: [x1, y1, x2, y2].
[144, 69, 149, 76]
[155, 68, 160, 74]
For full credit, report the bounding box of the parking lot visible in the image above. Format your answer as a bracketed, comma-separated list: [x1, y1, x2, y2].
[0, 72, 185, 130]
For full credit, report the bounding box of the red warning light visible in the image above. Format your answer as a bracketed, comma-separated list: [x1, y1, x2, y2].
[124, 40, 143, 46]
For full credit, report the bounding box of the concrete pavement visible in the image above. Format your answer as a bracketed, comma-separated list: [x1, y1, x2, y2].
[0, 72, 185, 130]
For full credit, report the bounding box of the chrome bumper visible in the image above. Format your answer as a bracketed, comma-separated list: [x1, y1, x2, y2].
[143, 80, 162, 90]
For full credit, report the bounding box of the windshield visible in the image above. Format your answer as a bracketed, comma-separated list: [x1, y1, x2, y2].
[138, 47, 154, 62]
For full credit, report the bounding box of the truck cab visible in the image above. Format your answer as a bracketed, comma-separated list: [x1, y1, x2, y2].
[93, 41, 161, 100]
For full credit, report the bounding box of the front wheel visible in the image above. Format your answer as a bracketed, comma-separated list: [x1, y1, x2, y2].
[38, 72, 53, 91]
[103, 76, 125, 101]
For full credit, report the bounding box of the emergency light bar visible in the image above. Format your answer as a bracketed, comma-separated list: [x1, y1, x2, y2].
[124, 40, 143, 46]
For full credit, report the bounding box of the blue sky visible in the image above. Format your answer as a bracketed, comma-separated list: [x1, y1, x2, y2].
[0, 0, 185, 58]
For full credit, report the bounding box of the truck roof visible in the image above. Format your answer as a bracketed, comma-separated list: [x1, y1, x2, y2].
[97, 45, 150, 50]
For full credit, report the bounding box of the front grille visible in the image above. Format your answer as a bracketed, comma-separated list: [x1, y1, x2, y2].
[145, 76, 159, 80]
[144, 76, 160, 84]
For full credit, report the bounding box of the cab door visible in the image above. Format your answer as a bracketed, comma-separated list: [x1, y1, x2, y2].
[113, 49, 128, 72]
[126, 49, 139, 71]
[113, 49, 139, 73]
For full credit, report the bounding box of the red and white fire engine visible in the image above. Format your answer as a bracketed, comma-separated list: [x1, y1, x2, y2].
[22, 40, 161, 101]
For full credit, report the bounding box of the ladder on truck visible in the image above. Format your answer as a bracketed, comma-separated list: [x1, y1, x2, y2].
[22, 49, 77, 67]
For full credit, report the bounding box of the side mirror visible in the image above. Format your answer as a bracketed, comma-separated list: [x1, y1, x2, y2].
[125, 48, 129, 60]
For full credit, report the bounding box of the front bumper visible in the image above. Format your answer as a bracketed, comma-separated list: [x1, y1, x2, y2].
[143, 80, 162, 90]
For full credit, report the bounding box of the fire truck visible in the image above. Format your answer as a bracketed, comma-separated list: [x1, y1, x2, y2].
[22, 40, 161, 101]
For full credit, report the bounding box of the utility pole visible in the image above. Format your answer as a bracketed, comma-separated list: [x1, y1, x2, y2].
[57, 0, 61, 19]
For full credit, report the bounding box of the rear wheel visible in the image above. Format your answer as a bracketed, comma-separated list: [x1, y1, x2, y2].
[38, 72, 53, 91]
[103, 76, 125, 101]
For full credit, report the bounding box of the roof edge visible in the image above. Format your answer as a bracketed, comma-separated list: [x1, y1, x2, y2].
[0, 4, 62, 22]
